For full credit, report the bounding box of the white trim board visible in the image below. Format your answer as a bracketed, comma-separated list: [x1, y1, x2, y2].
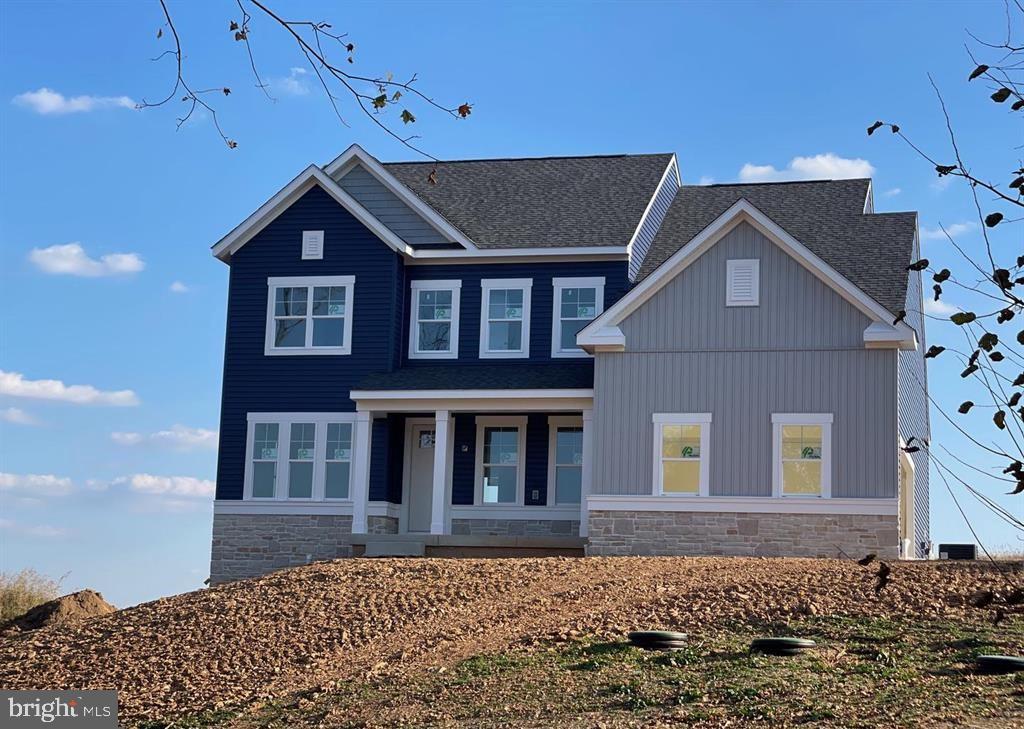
[576, 199, 917, 352]
[586, 495, 897, 516]
[324, 144, 479, 250]
[350, 388, 593, 400]
[214, 500, 400, 517]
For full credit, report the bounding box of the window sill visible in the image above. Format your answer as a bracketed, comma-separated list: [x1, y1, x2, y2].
[264, 347, 352, 356]
[409, 350, 458, 360]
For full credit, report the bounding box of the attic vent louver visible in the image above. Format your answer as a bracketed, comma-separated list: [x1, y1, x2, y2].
[726, 259, 759, 306]
[301, 230, 324, 260]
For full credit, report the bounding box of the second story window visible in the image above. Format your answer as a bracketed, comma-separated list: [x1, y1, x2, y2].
[479, 278, 532, 358]
[552, 277, 605, 357]
[409, 280, 461, 359]
[265, 276, 354, 356]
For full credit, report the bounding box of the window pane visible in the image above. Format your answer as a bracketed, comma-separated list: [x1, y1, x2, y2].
[555, 466, 582, 504]
[325, 462, 350, 499]
[418, 322, 451, 351]
[289, 423, 315, 460]
[275, 287, 308, 316]
[556, 428, 583, 465]
[254, 423, 279, 459]
[327, 423, 352, 460]
[288, 462, 313, 498]
[782, 425, 822, 460]
[312, 286, 346, 316]
[783, 461, 822, 495]
[662, 425, 701, 458]
[663, 461, 700, 493]
[488, 289, 523, 319]
[252, 461, 276, 498]
[483, 465, 517, 503]
[418, 290, 452, 321]
[484, 427, 518, 464]
[559, 318, 587, 351]
[275, 318, 306, 347]
[312, 317, 344, 347]
[561, 288, 597, 318]
[488, 321, 522, 351]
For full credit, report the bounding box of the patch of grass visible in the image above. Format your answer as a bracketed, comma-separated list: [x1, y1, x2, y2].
[0, 569, 61, 623]
[136, 709, 239, 729]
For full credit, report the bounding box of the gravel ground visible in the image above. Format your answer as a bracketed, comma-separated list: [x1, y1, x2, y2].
[0, 557, 1019, 725]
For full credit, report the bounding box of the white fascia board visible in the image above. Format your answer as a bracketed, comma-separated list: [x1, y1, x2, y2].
[864, 322, 918, 350]
[624, 154, 679, 259]
[211, 165, 412, 261]
[576, 325, 625, 352]
[323, 143, 478, 250]
[586, 495, 897, 516]
[577, 199, 917, 346]
[410, 245, 628, 260]
[351, 388, 594, 400]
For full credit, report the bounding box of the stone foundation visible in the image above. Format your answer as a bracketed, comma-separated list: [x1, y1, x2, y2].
[210, 513, 353, 584]
[451, 518, 580, 537]
[367, 515, 399, 534]
[586, 510, 898, 559]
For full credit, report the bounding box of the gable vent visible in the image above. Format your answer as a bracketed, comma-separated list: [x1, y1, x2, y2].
[726, 259, 759, 306]
[301, 230, 325, 260]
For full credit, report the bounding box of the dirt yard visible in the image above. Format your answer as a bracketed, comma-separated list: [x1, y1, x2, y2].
[2, 557, 1023, 727]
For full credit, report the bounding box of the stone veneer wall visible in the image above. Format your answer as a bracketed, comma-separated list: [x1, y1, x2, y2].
[210, 513, 353, 584]
[368, 515, 399, 534]
[586, 511, 899, 559]
[451, 518, 580, 537]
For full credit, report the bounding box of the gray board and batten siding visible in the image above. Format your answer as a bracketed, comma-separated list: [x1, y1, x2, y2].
[592, 220, 899, 500]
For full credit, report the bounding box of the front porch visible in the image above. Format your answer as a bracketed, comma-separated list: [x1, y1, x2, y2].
[347, 387, 595, 539]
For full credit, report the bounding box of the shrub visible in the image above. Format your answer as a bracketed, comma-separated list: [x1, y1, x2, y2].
[0, 569, 61, 623]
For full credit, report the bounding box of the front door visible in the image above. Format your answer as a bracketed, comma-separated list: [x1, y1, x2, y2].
[407, 425, 435, 532]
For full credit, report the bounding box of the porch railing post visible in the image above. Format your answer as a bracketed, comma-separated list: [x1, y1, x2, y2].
[430, 410, 450, 535]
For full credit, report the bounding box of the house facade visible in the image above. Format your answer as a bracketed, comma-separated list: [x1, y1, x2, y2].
[209, 145, 928, 583]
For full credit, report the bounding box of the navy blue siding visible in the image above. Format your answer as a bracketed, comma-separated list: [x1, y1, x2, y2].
[215, 185, 403, 499]
[629, 159, 678, 281]
[524, 414, 550, 505]
[368, 418, 391, 502]
[401, 261, 629, 367]
[451, 414, 477, 505]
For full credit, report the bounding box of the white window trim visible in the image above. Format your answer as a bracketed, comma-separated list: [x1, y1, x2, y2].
[265, 275, 355, 356]
[547, 415, 584, 506]
[479, 278, 532, 359]
[408, 279, 461, 360]
[726, 259, 760, 307]
[473, 415, 528, 506]
[244, 412, 357, 501]
[652, 413, 711, 497]
[771, 413, 833, 498]
[551, 277, 605, 358]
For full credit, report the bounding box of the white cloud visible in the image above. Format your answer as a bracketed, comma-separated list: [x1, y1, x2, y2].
[13, 87, 136, 115]
[920, 222, 975, 241]
[924, 298, 961, 316]
[738, 153, 875, 183]
[883, 187, 901, 197]
[274, 67, 310, 96]
[115, 474, 215, 498]
[29, 242, 144, 277]
[0, 370, 139, 406]
[0, 407, 39, 426]
[697, 176, 715, 186]
[111, 424, 217, 451]
[169, 281, 189, 293]
[931, 175, 954, 192]
[0, 472, 73, 496]
[0, 518, 70, 538]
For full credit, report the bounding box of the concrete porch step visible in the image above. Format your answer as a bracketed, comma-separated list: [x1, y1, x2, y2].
[363, 540, 426, 557]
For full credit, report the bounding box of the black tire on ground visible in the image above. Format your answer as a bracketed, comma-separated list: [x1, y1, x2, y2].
[976, 655, 1024, 674]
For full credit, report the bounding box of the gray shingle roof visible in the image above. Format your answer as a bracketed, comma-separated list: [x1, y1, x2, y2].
[357, 363, 594, 391]
[637, 179, 918, 315]
[384, 153, 674, 248]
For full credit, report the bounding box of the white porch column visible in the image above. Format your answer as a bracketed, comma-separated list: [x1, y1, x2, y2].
[430, 410, 450, 535]
[350, 411, 373, 534]
[580, 409, 594, 537]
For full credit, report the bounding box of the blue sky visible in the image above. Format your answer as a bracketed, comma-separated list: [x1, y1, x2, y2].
[1, 0, 1019, 607]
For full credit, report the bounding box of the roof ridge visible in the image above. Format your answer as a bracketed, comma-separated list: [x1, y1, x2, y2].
[685, 178, 871, 189]
[384, 152, 674, 165]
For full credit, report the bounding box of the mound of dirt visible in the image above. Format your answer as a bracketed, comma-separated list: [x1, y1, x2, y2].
[0, 557, 1018, 724]
[2, 590, 115, 634]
